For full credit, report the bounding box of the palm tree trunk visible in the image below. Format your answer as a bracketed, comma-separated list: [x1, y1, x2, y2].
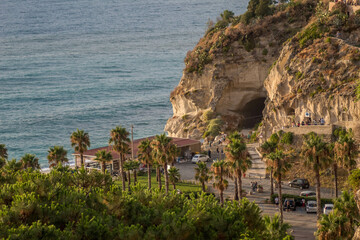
[270, 168, 274, 198]
[220, 168, 224, 206]
[147, 164, 151, 190]
[133, 169, 137, 185]
[234, 176, 239, 200]
[127, 170, 131, 191]
[102, 162, 106, 174]
[220, 190, 224, 206]
[80, 154, 84, 167]
[120, 156, 126, 191]
[334, 163, 338, 198]
[156, 167, 159, 182]
[315, 165, 322, 219]
[173, 183, 176, 190]
[278, 174, 284, 223]
[163, 163, 169, 194]
[158, 167, 162, 190]
[201, 182, 206, 192]
[237, 171, 243, 200]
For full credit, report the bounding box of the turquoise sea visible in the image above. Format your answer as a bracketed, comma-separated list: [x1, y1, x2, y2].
[0, 0, 247, 167]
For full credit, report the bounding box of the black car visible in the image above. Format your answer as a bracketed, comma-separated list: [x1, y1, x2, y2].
[288, 178, 309, 189]
[283, 198, 296, 211]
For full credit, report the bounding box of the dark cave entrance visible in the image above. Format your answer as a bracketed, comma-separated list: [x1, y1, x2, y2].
[240, 97, 266, 129]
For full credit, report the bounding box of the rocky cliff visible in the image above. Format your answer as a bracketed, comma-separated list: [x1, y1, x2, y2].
[259, 10, 360, 140]
[165, 1, 316, 139]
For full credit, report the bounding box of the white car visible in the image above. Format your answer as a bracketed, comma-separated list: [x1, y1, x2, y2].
[306, 201, 317, 213]
[191, 154, 210, 163]
[300, 191, 316, 197]
[323, 204, 334, 215]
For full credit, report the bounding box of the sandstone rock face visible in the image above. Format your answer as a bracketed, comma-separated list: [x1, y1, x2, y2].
[165, 5, 314, 139]
[260, 37, 360, 140]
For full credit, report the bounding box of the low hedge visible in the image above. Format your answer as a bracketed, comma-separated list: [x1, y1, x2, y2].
[270, 194, 334, 207]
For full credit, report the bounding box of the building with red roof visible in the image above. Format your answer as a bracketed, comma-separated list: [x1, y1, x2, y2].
[73, 136, 201, 172]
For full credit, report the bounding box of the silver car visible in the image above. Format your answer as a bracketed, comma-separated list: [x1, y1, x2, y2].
[191, 154, 210, 163]
[306, 201, 317, 213]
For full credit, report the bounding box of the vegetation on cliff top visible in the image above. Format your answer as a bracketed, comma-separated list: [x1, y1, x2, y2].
[183, 0, 316, 74]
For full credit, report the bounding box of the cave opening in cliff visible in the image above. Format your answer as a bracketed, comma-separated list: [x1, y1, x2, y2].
[240, 97, 266, 129]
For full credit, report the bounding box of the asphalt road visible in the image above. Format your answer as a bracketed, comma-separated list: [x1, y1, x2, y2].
[175, 161, 326, 240]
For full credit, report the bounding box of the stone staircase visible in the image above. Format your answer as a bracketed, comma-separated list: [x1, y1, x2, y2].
[246, 143, 267, 179]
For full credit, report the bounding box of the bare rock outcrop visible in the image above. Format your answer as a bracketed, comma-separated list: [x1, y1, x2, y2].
[260, 35, 360, 139]
[165, 2, 315, 139]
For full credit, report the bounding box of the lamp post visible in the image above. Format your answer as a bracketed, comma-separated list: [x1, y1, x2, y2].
[131, 125, 134, 159]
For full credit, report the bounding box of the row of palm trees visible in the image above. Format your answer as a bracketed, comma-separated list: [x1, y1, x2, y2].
[69, 127, 181, 193]
[260, 129, 358, 221]
[1, 128, 177, 193]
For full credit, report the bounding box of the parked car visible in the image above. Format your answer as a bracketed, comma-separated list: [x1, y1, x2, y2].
[283, 198, 296, 211]
[288, 178, 310, 189]
[323, 204, 334, 215]
[306, 201, 317, 213]
[300, 191, 316, 197]
[191, 154, 210, 163]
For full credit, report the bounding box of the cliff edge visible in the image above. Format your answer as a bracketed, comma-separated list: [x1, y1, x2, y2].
[165, 0, 316, 139]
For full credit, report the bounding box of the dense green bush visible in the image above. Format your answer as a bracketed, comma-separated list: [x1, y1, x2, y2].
[0, 167, 293, 239]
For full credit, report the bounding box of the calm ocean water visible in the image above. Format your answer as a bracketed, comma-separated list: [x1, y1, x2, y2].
[0, 0, 247, 167]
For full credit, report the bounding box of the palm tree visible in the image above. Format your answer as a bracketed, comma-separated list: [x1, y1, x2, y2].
[131, 160, 140, 185]
[301, 132, 330, 219]
[195, 162, 211, 192]
[109, 126, 130, 191]
[153, 161, 162, 190]
[316, 209, 351, 240]
[211, 160, 230, 206]
[94, 150, 113, 174]
[0, 144, 8, 159]
[333, 129, 358, 197]
[169, 144, 179, 167]
[151, 134, 175, 193]
[123, 161, 132, 191]
[225, 132, 251, 200]
[261, 139, 278, 198]
[263, 214, 292, 240]
[267, 149, 291, 223]
[168, 167, 180, 190]
[70, 129, 90, 168]
[47, 146, 69, 168]
[0, 157, 6, 169]
[334, 190, 360, 233]
[138, 139, 153, 190]
[20, 153, 40, 170]
[4, 159, 22, 171]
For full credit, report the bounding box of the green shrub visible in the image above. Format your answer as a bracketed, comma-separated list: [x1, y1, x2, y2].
[262, 48, 268, 55]
[280, 132, 294, 145]
[298, 22, 328, 48]
[0, 167, 294, 240]
[354, 81, 360, 101]
[203, 118, 223, 138]
[295, 71, 303, 80]
[202, 110, 215, 122]
[348, 169, 360, 190]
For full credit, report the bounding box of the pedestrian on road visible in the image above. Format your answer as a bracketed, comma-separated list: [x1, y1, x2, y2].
[216, 147, 219, 154]
[275, 197, 279, 206]
[208, 149, 211, 158]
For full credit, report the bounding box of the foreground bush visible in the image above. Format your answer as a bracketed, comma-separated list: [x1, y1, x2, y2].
[0, 166, 292, 239]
